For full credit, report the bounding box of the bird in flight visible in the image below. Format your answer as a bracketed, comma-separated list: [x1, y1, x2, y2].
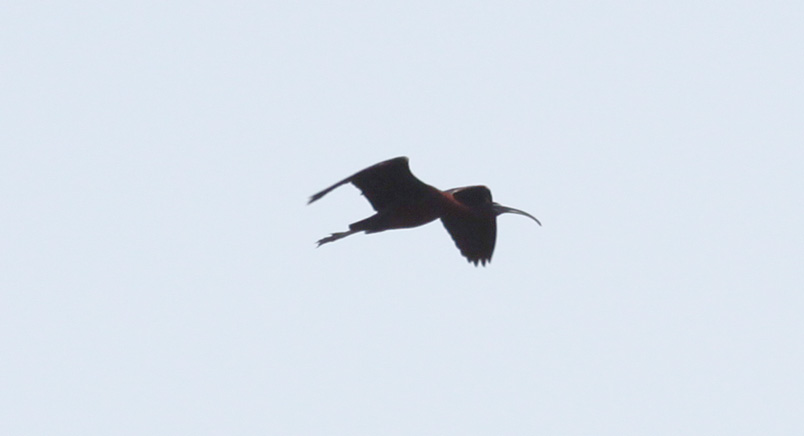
[308, 157, 540, 266]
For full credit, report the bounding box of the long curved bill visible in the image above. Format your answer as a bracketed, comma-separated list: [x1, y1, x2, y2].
[493, 203, 542, 226]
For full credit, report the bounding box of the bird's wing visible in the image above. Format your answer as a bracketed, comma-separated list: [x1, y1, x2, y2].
[308, 157, 430, 211]
[441, 213, 497, 266]
[440, 186, 497, 266]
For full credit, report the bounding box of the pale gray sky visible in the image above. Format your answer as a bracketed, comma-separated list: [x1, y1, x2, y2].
[2, 1, 803, 435]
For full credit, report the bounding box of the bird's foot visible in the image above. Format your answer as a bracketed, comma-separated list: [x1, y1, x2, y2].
[316, 230, 357, 247]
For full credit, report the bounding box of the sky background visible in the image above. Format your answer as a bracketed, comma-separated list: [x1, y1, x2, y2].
[2, 1, 803, 435]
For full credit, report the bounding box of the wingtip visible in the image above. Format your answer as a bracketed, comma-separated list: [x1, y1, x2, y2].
[307, 190, 327, 205]
[467, 257, 490, 267]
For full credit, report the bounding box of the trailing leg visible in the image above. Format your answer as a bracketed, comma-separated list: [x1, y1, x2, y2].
[316, 229, 359, 247]
[315, 213, 388, 247]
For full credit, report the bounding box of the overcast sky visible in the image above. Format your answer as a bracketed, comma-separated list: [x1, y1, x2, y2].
[3, 1, 803, 435]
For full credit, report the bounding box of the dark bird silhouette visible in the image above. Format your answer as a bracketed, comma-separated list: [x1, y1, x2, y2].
[308, 157, 541, 266]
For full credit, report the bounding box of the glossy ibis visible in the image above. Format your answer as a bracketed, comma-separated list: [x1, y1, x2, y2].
[308, 157, 540, 266]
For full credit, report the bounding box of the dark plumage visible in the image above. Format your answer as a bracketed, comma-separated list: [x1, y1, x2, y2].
[309, 157, 540, 265]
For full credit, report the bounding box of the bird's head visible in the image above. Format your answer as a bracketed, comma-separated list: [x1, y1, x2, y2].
[492, 203, 541, 226]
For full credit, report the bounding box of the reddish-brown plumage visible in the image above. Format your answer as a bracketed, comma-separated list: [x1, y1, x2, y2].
[308, 157, 540, 266]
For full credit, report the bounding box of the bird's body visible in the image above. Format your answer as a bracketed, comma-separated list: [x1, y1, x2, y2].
[308, 157, 540, 266]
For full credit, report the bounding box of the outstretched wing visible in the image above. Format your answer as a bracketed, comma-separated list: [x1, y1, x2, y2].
[440, 186, 497, 266]
[308, 157, 430, 211]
